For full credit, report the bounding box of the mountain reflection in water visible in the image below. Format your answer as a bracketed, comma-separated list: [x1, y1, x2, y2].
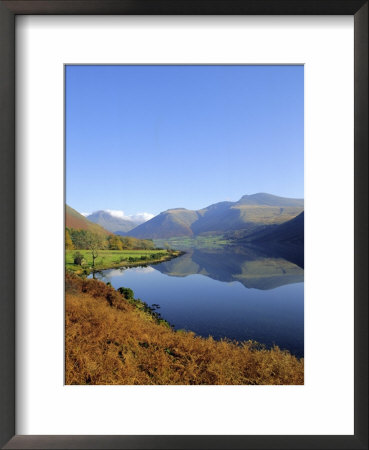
[155, 245, 303, 290]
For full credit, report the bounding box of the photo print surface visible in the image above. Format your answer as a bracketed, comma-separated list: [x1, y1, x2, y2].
[65, 65, 304, 385]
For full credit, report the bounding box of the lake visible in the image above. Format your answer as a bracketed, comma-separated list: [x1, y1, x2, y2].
[90, 245, 304, 357]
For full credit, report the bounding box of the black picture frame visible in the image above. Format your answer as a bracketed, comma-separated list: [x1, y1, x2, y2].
[0, 1, 367, 449]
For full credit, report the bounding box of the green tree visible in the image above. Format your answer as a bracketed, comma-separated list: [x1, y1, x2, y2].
[109, 235, 123, 250]
[70, 229, 89, 249]
[85, 232, 103, 267]
[140, 239, 154, 250]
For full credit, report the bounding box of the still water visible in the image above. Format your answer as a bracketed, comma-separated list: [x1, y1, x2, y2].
[91, 246, 304, 357]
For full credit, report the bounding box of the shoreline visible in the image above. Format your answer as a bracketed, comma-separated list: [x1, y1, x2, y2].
[80, 262, 303, 360]
[67, 248, 303, 360]
[66, 249, 185, 276]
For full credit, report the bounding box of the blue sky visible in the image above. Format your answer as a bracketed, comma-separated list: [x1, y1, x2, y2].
[66, 65, 304, 217]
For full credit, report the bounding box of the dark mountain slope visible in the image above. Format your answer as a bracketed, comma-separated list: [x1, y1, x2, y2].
[244, 211, 304, 245]
[238, 212, 304, 268]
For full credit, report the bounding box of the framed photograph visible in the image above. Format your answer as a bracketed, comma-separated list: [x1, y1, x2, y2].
[0, 1, 367, 449]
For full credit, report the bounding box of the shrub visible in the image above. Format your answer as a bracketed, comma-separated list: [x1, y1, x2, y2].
[73, 251, 84, 266]
[118, 287, 134, 300]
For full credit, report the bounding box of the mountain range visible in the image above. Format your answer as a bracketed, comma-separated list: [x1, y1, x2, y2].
[126, 193, 303, 239]
[66, 193, 304, 247]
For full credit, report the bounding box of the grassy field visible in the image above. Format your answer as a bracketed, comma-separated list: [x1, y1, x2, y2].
[65, 272, 304, 385]
[66, 249, 182, 274]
